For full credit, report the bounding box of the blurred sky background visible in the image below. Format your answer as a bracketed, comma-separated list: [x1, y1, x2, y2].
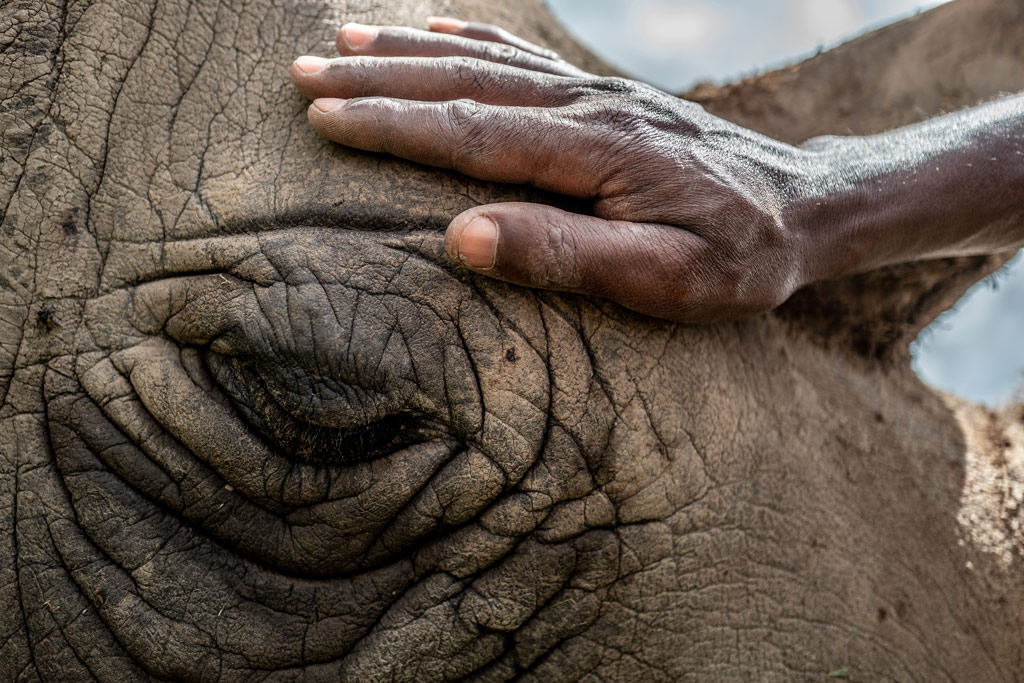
[545, 0, 1024, 407]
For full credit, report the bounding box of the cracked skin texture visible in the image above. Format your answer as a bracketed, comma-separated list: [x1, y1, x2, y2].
[0, 0, 1022, 680]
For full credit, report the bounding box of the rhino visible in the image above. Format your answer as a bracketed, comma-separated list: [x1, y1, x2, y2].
[1, 0, 1022, 680]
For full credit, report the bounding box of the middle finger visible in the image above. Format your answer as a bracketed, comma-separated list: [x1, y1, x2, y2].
[291, 55, 583, 107]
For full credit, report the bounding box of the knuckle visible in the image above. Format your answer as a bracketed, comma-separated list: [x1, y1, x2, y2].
[447, 54, 478, 73]
[578, 76, 636, 95]
[345, 56, 375, 90]
[340, 97, 397, 150]
[585, 79, 689, 135]
[569, 81, 657, 134]
[572, 76, 638, 102]
[583, 99, 647, 143]
[443, 99, 489, 165]
[540, 220, 581, 288]
[355, 62, 372, 90]
[447, 56, 494, 92]
[446, 97, 484, 131]
[361, 97, 397, 130]
[482, 41, 521, 65]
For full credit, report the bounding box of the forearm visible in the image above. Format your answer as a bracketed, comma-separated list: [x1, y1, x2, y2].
[792, 93, 1024, 281]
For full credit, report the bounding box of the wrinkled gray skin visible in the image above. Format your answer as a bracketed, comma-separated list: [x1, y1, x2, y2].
[2, 0, 1023, 680]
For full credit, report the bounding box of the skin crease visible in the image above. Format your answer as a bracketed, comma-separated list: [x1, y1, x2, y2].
[2, 0, 1024, 681]
[290, 19, 1024, 323]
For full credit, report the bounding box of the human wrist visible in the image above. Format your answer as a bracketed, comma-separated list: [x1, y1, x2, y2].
[783, 135, 898, 285]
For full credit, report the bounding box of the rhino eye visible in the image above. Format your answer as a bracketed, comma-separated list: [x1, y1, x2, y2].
[261, 407, 422, 465]
[201, 349, 426, 464]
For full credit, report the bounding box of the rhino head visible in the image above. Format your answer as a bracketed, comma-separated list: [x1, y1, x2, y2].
[1, 0, 1022, 680]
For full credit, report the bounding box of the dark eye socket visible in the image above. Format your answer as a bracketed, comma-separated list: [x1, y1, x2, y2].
[200, 349, 425, 465]
[265, 408, 421, 465]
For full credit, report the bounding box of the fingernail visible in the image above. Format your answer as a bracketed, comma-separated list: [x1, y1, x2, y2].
[294, 55, 328, 74]
[457, 216, 498, 270]
[342, 23, 377, 48]
[312, 97, 346, 113]
[427, 16, 467, 31]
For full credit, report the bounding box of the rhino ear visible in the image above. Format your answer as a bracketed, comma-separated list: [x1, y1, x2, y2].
[774, 257, 1008, 360]
[686, 0, 1024, 361]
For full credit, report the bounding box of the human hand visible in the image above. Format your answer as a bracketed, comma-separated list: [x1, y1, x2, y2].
[289, 18, 824, 322]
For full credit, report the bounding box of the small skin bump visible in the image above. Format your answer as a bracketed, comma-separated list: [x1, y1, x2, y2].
[36, 307, 56, 331]
[61, 208, 78, 235]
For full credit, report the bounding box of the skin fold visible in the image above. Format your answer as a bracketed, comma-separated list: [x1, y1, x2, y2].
[0, 0, 1022, 681]
[290, 20, 1024, 323]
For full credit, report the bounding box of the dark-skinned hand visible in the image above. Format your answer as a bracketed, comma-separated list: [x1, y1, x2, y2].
[290, 18, 1024, 323]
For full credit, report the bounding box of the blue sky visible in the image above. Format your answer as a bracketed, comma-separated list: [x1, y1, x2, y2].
[546, 0, 1023, 406]
[545, 0, 953, 92]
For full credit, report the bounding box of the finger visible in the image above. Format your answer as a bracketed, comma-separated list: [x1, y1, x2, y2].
[426, 16, 561, 61]
[335, 23, 586, 77]
[290, 55, 578, 107]
[306, 97, 608, 197]
[443, 203, 725, 322]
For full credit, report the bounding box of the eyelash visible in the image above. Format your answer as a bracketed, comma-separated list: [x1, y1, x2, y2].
[262, 404, 420, 465]
[201, 350, 423, 465]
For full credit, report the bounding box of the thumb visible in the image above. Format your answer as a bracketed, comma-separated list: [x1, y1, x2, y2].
[443, 202, 708, 321]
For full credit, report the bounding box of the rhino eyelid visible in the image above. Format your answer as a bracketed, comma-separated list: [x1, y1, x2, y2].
[202, 350, 426, 465]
